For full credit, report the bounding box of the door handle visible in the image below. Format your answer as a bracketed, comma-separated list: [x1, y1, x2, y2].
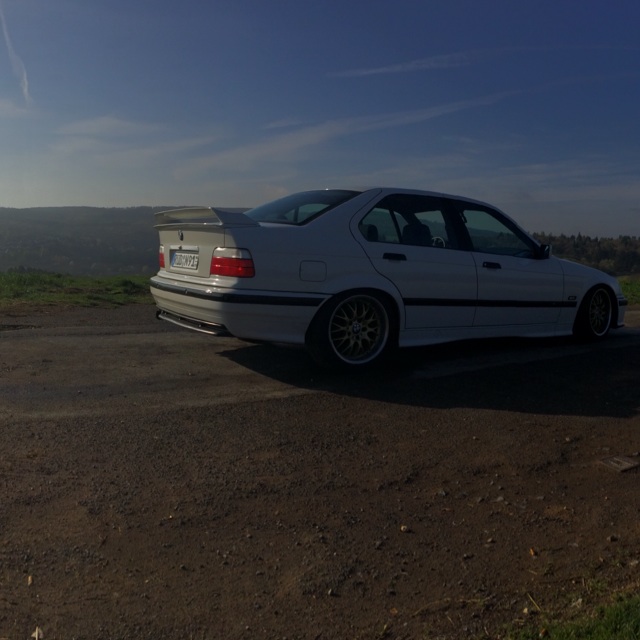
[383, 253, 407, 261]
[482, 261, 501, 269]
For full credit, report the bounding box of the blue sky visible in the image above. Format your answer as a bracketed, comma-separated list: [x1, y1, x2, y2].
[1, 0, 638, 236]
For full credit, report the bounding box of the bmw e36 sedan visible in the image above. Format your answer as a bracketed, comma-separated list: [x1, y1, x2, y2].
[150, 187, 627, 368]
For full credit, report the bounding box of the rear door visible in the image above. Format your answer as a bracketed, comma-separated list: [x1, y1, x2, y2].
[355, 193, 477, 329]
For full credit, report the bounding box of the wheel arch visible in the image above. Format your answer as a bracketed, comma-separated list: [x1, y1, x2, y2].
[304, 287, 403, 368]
[305, 286, 401, 346]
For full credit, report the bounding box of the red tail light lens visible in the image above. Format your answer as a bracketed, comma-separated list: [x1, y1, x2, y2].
[210, 248, 255, 277]
[159, 245, 165, 269]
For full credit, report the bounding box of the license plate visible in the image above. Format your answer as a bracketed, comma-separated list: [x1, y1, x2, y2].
[171, 252, 199, 270]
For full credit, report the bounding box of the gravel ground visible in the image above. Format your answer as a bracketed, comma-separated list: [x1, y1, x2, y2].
[0, 304, 639, 640]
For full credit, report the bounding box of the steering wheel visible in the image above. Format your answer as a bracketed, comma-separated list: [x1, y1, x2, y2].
[432, 236, 446, 248]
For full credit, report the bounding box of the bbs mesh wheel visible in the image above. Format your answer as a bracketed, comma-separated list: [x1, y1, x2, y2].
[306, 291, 395, 368]
[573, 285, 613, 340]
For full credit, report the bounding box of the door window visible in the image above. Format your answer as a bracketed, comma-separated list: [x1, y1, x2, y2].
[359, 194, 459, 249]
[358, 206, 402, 243]
[460, 207, 536, 257]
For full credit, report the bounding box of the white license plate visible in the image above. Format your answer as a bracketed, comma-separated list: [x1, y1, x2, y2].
[171, 252, 199, 270]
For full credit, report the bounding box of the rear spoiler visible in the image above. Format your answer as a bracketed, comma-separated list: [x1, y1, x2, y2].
[154, 207, 258, 227]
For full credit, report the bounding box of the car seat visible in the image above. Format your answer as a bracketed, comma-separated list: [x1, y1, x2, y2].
[401, 223, 432, 246]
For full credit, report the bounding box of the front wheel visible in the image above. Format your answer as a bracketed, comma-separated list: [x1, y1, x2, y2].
[306, 291, 395, 368]
[573, 286, 613, 340]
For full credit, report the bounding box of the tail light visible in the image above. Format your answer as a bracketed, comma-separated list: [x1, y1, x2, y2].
[210, 248, 255, 277]
[159, 244, 165, 269]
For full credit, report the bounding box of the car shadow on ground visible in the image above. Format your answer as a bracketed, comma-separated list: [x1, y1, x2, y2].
[219, 331, 640, 419]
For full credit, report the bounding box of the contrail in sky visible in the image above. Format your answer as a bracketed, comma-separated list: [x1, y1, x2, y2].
[0, 0, 32, 106]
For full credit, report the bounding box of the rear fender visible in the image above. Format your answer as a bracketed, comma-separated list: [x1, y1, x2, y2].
[312, 276, 405, 331]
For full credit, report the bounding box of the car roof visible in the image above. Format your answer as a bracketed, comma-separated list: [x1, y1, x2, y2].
[339, 186, 501, 211]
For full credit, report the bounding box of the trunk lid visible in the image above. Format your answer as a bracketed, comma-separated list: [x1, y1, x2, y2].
[155, 207, 258, 279]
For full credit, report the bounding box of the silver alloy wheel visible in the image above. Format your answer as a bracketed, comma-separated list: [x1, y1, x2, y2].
[587, 287, 613, 337]
[327, 294, 389, 364]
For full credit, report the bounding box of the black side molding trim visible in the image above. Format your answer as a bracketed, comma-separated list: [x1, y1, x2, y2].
[404, 298, 577, 309]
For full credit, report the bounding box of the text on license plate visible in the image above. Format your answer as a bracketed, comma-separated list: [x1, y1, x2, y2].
[171, 252, 199, 270]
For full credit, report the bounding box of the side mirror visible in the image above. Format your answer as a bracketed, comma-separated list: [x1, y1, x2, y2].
[538, 244, 552, 259]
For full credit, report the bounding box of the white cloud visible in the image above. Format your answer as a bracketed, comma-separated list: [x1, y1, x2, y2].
[56, 115, 164, 137]
[0, 1, 32, 106]
[263, 117, 310, 130]
[48, 117, 227, 190]
[176, 91, 517, 180]
[330, 52, 473, 77]
[330, 45, 640, 79]
[95, 134, 224, 168]
[0, 97, 29, 117]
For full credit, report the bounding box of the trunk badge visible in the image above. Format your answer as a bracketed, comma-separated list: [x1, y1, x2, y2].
[178, 230, 184, 241]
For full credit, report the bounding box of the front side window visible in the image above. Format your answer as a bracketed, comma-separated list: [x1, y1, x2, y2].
[460, 207, 536, 257]
[246, 190, 360, 225]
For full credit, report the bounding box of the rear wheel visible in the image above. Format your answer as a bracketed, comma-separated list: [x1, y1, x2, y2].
[573, 286, 613, 340]
[306, 291, 394, 368]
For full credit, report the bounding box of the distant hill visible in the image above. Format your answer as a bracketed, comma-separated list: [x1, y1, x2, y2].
[0, 206, 638, 277]
[0, 206, 244, 277]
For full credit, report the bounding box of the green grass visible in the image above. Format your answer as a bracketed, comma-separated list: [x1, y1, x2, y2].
[508, 593, 640, 640]
[0, 271, 153, 308]
[619, 275, 640, 305]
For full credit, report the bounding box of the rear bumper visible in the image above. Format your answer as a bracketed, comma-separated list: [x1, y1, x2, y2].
[149, 276, 325, 345]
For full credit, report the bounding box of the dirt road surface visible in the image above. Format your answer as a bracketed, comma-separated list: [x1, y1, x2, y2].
[1, 304, 639, 640]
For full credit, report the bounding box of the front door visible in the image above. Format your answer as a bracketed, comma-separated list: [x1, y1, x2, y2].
[456, 205, 564, 327]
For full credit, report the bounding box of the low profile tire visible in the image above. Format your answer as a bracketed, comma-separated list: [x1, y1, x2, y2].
[306, 291, 395, 368]
[573, 285, 614, 340]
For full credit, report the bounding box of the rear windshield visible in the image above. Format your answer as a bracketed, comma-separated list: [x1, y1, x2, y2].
[245, 190, 361, 225]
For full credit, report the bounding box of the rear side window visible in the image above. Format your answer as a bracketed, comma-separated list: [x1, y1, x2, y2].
[358, 207, 402, 243]
[246, 190, 360, 225]
[359, 194, 459, 249]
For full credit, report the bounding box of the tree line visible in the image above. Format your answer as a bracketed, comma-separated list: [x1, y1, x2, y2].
[533, 233, 640, 276]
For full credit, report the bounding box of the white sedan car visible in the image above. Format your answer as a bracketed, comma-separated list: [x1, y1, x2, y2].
[150, 188, 627, 368]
